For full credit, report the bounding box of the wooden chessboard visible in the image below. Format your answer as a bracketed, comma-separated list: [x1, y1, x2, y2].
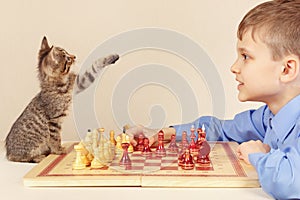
[23, 142, 259, 187]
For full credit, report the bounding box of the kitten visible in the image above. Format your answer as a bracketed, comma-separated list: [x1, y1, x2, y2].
[5, 36, 119, 163]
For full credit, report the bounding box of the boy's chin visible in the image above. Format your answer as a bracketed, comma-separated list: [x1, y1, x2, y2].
[237, 93, 249, 102]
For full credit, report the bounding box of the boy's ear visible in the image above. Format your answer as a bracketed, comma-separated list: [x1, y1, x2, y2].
[280, 55, 299, 83]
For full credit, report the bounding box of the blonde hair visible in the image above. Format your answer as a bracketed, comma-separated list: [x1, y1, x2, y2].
[238, 0, 300, 60]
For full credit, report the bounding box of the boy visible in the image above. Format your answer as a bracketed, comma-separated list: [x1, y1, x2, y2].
[127, 0, 300, 199]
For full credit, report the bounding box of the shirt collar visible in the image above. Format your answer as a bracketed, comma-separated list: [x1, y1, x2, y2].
[270, 94, 300, 143]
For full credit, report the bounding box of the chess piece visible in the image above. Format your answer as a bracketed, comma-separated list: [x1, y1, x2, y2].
[119, 133, 132, 166]
[116, 134, 123, 154]
[142, 137, 152, 155]
[119, 142, 131, 166]
[196, 124, 206, 148]
[78, 142, 91, 166]
[197, 140, 211, 164]
[168, 134, 179, 152]
[91, 149, 104, 169]
[190, 125, 196, 139]
[98, 128, 107, 147]
[156, 130, 166, 156]
[72, 145, 86, 170]
[125, 133, 134, 153]
[181, 131, 189, 149]
[195, 124, 210, 164]
[83, 129, 94, 161]
[180, 149, 194, 170]
[92, 129, 99, 152]
[136, 133, 145, 151]
[103, 142, 111, 163]
[109, 130, 117, 146]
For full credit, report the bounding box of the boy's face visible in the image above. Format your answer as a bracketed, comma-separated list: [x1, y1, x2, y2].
[231, 30, 283, 104]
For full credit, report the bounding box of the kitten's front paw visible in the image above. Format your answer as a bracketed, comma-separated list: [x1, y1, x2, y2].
[94, 54, 119, 69]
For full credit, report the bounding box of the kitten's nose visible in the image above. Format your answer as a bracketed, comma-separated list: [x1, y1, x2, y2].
[70, 55, 76, 60]
[67, 55, 76, 62]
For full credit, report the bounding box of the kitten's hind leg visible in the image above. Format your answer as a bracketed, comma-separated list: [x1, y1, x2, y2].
[50, 145, 66, 155]
[32, 155, 47, 163]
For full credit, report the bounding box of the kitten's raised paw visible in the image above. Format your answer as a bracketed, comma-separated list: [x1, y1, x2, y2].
[105, 54, 119, 65]
[94, 54, 119, 69]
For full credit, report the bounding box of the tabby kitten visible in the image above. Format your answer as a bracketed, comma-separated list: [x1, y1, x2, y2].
[5, 36, 119, 163]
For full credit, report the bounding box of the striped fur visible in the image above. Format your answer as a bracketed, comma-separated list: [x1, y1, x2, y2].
[5, 37, 119, 162]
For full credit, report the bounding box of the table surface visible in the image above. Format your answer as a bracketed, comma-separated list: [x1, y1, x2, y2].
[0, 141, 273, 200]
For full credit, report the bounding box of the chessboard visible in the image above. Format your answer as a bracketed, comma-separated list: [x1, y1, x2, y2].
[23, 141, 259, 187]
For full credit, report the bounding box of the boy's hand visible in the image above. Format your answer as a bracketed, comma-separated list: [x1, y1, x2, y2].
[236, 140, 270, 164]
[125, 125, 158, 147]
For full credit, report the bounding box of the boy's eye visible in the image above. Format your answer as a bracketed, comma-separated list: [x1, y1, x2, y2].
[241, 53, 249, 60]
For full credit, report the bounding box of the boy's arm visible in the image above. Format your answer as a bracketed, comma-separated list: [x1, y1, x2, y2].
[248, 140, 300, 199]
[172, 105, 268, 143]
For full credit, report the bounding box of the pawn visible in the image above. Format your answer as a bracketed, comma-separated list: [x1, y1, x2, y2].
[109, 130, 117, 146]
[156, 130, 166, 156]
[142, 138, 152, 155]
[180, 149, 194, 170]
[119, 142, 131, 166]
[124, 133, 134, 153]
[168, 134, 179, 152]
[189, 138, 198, 157]
[115, 134, 123, 154]
[91, 149, 104, 169]
[136, 133, 145, 151]
[180, 131, 189, 150]
[72, 145, 86, 170]
[98, 128, 107, 146]
[77, 142, 91, 166]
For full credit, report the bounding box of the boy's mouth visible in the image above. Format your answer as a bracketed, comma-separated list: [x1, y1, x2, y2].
[236, 79, 244, 89]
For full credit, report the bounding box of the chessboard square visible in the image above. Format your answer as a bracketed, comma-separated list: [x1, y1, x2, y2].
[131, 159, 145, 164]
[161, 159, 177, 164]
[110, 162, 119, 167]
[143, 166, 161, 172]
[127, 166, 144, 170]
[144, 162, 161, 167]
[131, 153, 143, 158]
[166, 153, 178, 157]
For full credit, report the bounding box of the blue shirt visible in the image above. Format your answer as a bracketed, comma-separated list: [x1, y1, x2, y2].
[173, 95, 300, 200]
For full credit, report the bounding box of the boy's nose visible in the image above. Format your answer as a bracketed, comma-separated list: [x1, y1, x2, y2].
[230, 60, 240, 74]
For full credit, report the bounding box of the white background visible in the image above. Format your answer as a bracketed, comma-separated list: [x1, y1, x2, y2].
[0, 0, 265, 141]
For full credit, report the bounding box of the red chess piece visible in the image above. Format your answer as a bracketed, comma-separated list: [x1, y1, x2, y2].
[136, 133, 145, 151]
[189, 127, 198, 156]
[196, 127, 206, 148]
[168, 134, 179, 152]
[180, 149, 194, 170]
[119, 143, 131, 166]
[142, 138, 152, 155]
[180, 131, 189, 150]
[197, 140, 211, 164]
[190, 125, 196, 139]
[156, 130, 166, 156]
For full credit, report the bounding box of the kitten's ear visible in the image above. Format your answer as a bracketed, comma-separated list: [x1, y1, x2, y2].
[41, 36, 50, 51]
